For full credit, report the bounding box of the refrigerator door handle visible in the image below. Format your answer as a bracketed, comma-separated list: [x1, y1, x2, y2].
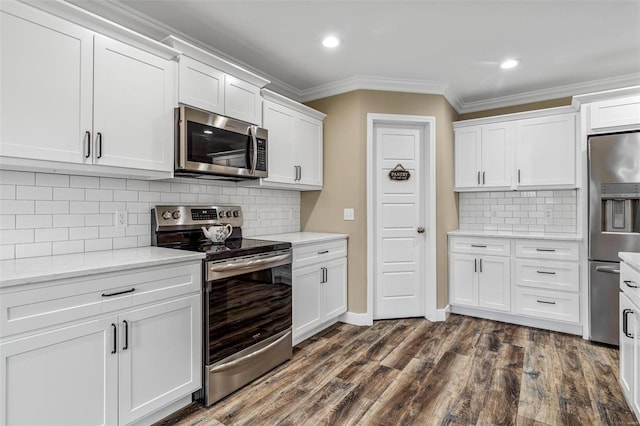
[595, 266, 620, 274]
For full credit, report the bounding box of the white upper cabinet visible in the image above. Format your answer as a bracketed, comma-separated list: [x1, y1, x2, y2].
[178, 56, 225, 115]
[244, 89, 325, 191]
[0, 1, 177, 178]
[454, 123, 512, 190]
[453, 107, 576, 191]
[0, 3, 93, 164]
[165, 36, 268, 125]
[515, 113, 576, 188]
[93, 35, 174, 172]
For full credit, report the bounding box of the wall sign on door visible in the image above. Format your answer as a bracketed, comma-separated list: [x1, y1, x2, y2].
[389, 164, 411, 181]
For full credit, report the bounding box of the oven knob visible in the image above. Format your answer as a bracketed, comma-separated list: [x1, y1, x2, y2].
[172, 211, 181, 220]
[233, 211, 239, 218]
[162, 211, 171, 220]
[226, 211, 233, 218]
[218, 211, 225, 219]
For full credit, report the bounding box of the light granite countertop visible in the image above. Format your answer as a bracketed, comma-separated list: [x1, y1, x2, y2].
[620, 252, 640, 271]
[448, 229, 583, 241]
[0, 247, 205, 289]
[258, 232, 348, 246]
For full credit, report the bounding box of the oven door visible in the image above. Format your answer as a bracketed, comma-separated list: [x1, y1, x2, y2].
[176, 105, 267, 178]
[205, 250, 292, 366]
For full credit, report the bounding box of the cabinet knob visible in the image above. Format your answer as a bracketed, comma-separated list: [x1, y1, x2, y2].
[417, 227, 425, 234]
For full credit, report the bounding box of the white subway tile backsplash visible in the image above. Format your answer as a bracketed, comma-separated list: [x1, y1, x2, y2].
[459, 190, 577, 233]
[1, 170, 35, 185]
[15, 242, 52, 258]
[36, 201, 69, 214]
[16, 186, 52, 200]
[36, 173, 69, 187]
[0, 173, 300, 259]
[16, 215, 53, 229]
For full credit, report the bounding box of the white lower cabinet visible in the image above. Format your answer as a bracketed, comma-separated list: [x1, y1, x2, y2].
[449, 235, 581, 333]
[620, 259, 640, 422]
[449, 245, 510, 312]
[291, 238, 347, 345]
[0, 262, 202, 426]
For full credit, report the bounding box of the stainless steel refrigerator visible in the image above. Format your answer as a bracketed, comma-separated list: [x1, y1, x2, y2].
[589, 131, 640, 345]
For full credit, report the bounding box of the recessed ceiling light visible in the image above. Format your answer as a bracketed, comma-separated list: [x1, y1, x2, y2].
[500, 59, 520, 70]
[322, 35, 340, 48]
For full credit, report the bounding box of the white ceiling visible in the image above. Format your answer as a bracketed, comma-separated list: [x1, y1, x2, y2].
[74, 0, 640, 112]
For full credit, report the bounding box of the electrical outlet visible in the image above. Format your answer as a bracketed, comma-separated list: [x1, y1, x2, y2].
[344, 208, 355, 221]
[545, 209, 553, 219]
[491, 207, 498, 218]
[256, 210, 263, 221]
[115, 211, 128, 228]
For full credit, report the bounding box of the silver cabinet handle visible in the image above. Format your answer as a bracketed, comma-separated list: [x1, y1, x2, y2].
[122, 320, 129, 351]
[474, 258, 477, 273]
[623, 309, 634, 338]
[96, 132, 103, 159]
[111, 323, 117, 354]
[536, 271, 557, 275]
[518, 169, 521, 184]
[477, 171, 480, 185]
[318, 250, 329, 255]
[471, 244, 487, 248]
[536, 248, 556, 252]
[482, 171, 486, 184]
[479, 258, 483, 273]
[624, 280, 639, 288]
[536, 300, 556, 305]
[84, 131, 91, 158]
[298, 165, 302, 181]
[596, 266, 620, 274]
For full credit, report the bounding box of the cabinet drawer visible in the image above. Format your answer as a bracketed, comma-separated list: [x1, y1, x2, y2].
[514, 259, 579, 292]
[1, 262, 201, 338]
[449, 237, 510, 256]
[515, 240, 579, 261]
[293, 239, 347, 269]
[621, 261, 640, 308]
[513, 287, 579, 323]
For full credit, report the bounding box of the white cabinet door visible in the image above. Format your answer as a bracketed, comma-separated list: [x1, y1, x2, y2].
[481, 122, 512, 188]
[478, 255, 510, 311]
[263, 100, 296, 185]
[292, 264, 322, 338]
[516, 114, 576, 187]
[118, 295, 201, 426]
[620, 292, 635, 400]
[449, 253, 478, 306]
[0, 2, 93, 164]
[0, 317, 118, 426]
[633, 301, 640, 420]
[322, 257, 347, 321]
[295, 115, 323, 187]
[454, 126, 481, 188]
[178, 56, 225, 115]
[93, 34, 174, 172]
[224, 75, 261, 125]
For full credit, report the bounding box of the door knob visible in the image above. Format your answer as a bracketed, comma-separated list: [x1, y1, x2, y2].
[417, 227, 425, 234]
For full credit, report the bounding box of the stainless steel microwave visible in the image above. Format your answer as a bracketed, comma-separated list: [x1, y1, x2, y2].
[175, 105, 268, 179]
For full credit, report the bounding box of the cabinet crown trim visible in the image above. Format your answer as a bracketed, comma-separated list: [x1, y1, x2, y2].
[164, 35, 270, 88]
[262, 89, 327, 120]
[571, 85, 640, 110]
[15, 0, 180, 60]
[453, 106, 576, 128]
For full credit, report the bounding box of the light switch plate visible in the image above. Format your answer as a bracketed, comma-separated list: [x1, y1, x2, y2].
[344, 208, 355, 221]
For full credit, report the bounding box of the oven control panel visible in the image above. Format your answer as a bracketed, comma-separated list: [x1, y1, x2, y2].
[152, 205, 243, 230]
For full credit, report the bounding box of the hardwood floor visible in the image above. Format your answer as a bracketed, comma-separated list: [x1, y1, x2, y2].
[154, 315, 638, 426]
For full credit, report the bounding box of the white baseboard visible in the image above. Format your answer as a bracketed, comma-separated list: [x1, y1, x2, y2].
[435, 305, 451, 322]
[339, 311, 373, 326]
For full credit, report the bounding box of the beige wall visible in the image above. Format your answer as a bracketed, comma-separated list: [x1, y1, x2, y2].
[458, 97, 572, 120]
[303, 90, 459, 313]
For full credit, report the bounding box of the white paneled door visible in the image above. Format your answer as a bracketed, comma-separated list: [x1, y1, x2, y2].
[374, 124, 425, 319]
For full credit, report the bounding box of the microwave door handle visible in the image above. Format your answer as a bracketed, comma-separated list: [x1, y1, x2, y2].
[248, 126, 258, 175]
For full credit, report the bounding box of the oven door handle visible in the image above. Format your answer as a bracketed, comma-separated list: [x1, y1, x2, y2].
[209, 253, 291, 272]
[208, 330, 291, 374]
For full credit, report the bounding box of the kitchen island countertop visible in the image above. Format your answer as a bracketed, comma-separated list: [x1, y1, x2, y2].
[0, 247, 205, 288]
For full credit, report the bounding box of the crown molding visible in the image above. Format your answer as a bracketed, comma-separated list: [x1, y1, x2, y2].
[262, 89, 326, 120]
[300, 75, 451, 101]
[571, 85, 640, 110]
[457, 73, 640, 114]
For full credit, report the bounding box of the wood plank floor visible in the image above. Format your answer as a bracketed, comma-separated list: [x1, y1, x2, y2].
[154, 314, 638, 426]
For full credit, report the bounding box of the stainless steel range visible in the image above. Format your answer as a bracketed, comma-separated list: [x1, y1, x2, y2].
[152, 205, 292, 406]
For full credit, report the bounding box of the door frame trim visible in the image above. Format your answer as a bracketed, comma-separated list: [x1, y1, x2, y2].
[366, 113, 437, 323]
